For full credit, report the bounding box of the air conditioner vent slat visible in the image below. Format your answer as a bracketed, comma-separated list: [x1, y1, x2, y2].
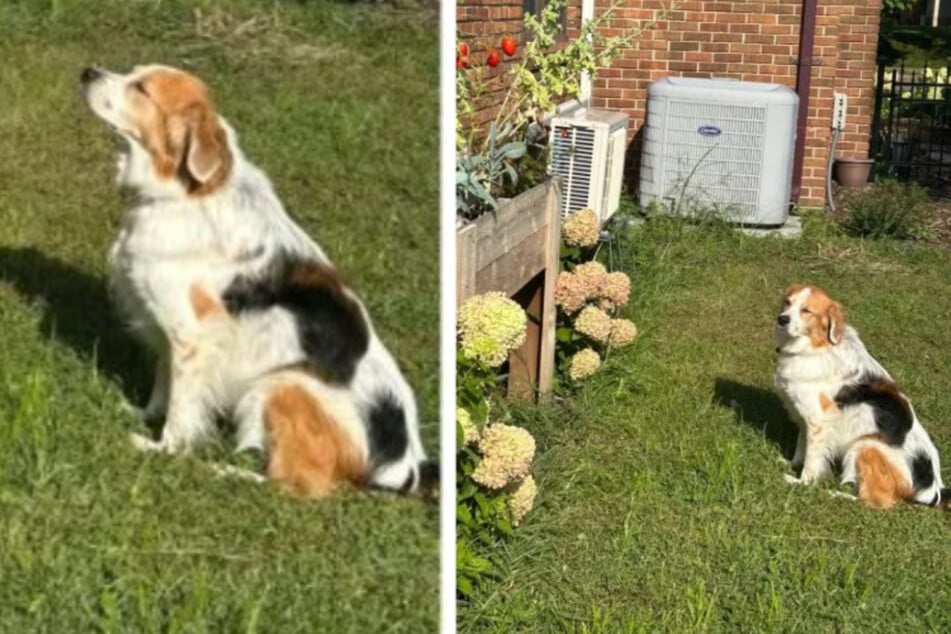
[548, 110, 629, 223]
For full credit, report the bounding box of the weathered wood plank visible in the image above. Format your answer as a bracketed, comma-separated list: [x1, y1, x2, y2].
[508, 273, 543, 401]
[472, 227, 547, 298]
[471, 183, 550, 269]
[456, 179, 562, 400]
[537, 180, 562, 395]
[455, 222, 478, 307]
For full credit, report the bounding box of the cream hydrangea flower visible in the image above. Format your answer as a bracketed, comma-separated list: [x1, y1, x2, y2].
[574, 306, 612, 343]
[457, 407, 480, 447]
[458, 292, 527, 367]
[555, 271, 588, 315]
[471, 423, 536, 489]
[608, 318, 638, 347]
[507, 475, 537, 527]
[569, 348, 601, 380]
[575, 261, 609, 299]
[601, 271, 631, 310]
[562, 208, 600, 248]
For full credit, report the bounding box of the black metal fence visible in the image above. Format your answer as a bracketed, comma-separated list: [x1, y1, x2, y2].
[871, 60, 951, 194]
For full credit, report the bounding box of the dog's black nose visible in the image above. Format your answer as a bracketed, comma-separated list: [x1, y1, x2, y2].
[80, 67, 101, 84]
[777, 314, 790, 327]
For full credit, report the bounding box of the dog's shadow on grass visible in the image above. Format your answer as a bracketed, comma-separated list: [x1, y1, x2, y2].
[0, 246, 150, 402]
[713, 378, 798, 459]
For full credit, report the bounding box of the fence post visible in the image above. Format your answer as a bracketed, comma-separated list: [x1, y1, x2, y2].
[870, 57, 886, 164]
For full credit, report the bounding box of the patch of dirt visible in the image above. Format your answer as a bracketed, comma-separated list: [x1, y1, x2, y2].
[923, 199, 951, 249]
[190, 7, 365, 66]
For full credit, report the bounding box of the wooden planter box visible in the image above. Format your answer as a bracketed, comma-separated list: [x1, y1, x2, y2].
[457, 180, 562, 400]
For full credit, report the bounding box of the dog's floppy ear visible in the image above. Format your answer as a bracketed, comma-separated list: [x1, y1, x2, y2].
[827, 301, 845, 345]
[184, 104, 226, 184]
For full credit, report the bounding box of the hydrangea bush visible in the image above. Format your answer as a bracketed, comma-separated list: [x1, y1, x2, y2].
[456, 293, 539, 597]
[458, 292, 527, 367]
[554, 209, 638, 383]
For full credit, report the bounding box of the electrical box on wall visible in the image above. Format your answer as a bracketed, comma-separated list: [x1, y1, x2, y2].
[832, 93, 847, 130]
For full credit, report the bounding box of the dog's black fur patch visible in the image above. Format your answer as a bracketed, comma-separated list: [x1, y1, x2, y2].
[366, 391, 409, 467]
[222, 252, 369, 384]
[834, 376, 913, 446]
[911, 451, 936, 492]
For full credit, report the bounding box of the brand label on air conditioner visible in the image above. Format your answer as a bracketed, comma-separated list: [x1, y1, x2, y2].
[697, 125, 722, 137]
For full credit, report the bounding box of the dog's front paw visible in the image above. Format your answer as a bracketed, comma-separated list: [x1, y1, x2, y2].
[828, 489, 858, 502]
[784, 471, 818, 485]
[130, 432, 163, 452]
[777, 456, 804, 470]
[120, 400, 146, 418]
[122, 401, 166, 425]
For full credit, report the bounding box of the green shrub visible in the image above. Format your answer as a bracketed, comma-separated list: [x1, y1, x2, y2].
[840, 179, 932, 240]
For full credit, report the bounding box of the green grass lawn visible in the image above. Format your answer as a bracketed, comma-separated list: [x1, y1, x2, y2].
[461, 215, 951, 633]
[0, 1, 438, 631]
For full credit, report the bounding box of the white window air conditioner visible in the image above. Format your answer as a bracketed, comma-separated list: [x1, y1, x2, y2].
[548, 108, 629, 224]
[639, 77, 799, 226]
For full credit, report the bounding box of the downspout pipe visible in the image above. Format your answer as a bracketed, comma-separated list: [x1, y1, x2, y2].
[579, 0, 595, 105]
[791, 0, 818, 204]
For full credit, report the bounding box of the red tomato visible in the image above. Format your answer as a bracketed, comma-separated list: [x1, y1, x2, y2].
[501, 36, 517, 57]
[458, 42, 469, 58]
[486, 49, 500, 67]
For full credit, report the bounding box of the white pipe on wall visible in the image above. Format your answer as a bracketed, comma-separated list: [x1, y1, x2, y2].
[580, 0, 595, 104]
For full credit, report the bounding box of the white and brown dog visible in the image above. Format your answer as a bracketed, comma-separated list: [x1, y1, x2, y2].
[773, 284, 948, 509]
[81, 64, 435, 498]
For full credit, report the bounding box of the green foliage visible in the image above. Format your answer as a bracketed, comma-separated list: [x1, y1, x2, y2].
[514, 0, 658, 123]
[456, 353, 498, 417]
[882, 0, 916, 15]
[455, 353, 514, 597]
[456, 0, 664, 218]
[456, 318, 541, 599]
[456, 441, 514, 597]
[456, 123, 527, 220]
[840, 179, 933, 240]
[553, 320, 589, 387]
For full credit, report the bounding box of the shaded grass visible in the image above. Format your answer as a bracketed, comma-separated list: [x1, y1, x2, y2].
[0, 1, 438, 631]
[460, 215, 951, 633]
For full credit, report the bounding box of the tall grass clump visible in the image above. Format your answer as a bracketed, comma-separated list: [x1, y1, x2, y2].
[840, 179, 932, 240]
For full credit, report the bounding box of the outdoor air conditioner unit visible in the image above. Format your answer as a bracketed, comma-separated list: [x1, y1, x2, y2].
[549, 108, 629, 224]
[639, 77, 800, 226]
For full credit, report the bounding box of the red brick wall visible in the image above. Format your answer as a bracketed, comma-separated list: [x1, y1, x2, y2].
[457, 1, 882, 207]
[456, 1, 583, 135]
[589, 0, 881, 206]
